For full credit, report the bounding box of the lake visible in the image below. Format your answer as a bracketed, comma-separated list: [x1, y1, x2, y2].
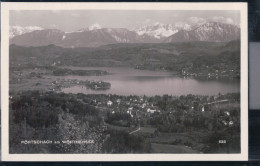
[61, 67, 240, 96]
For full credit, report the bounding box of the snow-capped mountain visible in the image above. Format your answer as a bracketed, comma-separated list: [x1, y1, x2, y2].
[194, 22, 240, 41]
[164, 22, 240, 43]
[10, 22, 240, 47]
[10, 29, 65, 46]
[134, 23, 180, 39]
[61, 28, 143, 47]
[174, 22, 192, 31]
[75, 23, 102, 32]
[9, 26, 43, 38]
[10, 24, 146, 47]
[87, 23, 102, 31]
[102, 28, 142, 43]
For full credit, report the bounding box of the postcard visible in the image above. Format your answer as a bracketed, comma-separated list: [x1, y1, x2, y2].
[1, 2, 248, 161]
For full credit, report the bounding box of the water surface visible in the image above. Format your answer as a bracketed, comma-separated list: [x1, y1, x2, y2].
[61, 67, 240, 96]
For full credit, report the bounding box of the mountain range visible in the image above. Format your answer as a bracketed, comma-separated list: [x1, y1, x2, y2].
[9, 26, 44, 38]
[134, 22, 191, 39]
[164, 22, 240, 43]
[10, 21, 240, 48]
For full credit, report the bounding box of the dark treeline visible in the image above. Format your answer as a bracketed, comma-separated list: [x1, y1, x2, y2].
[9, 91, 240, 154]
[52, 68, 109, 76]
[9, 91, 150, 153]
[10, 40, 240, 74]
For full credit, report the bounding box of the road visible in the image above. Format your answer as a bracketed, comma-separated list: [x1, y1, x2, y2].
[129, 126, 140, 135]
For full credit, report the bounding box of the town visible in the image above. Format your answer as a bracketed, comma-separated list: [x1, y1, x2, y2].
[9, 90, 240, 154]
[181, 67, 240, 79]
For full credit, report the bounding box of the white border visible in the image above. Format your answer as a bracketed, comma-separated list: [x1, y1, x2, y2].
[1, 2, 248, 161]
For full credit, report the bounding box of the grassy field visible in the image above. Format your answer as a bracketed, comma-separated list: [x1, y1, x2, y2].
[150, 131, 207, 152]
[137, 127, 156, 134]
[151, 143, 198, 153]
[105, 122, 132, 133]
[152, 132, 198, 143]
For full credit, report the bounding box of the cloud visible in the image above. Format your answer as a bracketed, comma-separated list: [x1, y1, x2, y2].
[187, 16, 236, 25]
[188, 17, 206, 24]
[142, 19, 158, 26]
[71, 13, 80, 17]
[50, 24, 57, 28]
[171, 14, 179, 18]
[207, 16, 235, 25]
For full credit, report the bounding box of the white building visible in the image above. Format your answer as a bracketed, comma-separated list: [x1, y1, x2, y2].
[222, 120, 228, 126]
[107, 100, 113, 107]
[128, 107, 133, 111]
[229, 121, 234, 126]
[116, 99, 121, 104]
[147, 108, 156, 114]
[224, 111, 230, 116]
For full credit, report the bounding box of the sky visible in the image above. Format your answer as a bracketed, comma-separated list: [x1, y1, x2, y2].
[10, 10, 240, 32]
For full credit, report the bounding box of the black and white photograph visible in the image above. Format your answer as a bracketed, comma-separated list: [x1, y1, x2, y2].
[1, 2, 248, 161]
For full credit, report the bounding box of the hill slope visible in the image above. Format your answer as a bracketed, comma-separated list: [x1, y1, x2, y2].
[164, 22, 240, 43]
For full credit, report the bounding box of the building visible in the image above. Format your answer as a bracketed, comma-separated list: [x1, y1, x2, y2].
[224, 111, 230, 116]
[229, 121, 234, 126]
[116, 99, 121, 104]
[107, 100, 113, 107]
[128, 107, 133, 111]
[198, 104, 205, 112]
[147, 108, 156, 114]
